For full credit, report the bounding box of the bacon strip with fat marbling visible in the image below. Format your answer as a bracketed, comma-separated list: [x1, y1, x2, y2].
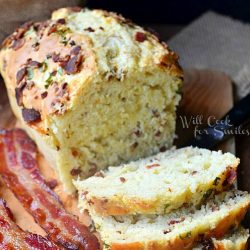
[0, 129, 100, 250]
[0, 197, 60, 250]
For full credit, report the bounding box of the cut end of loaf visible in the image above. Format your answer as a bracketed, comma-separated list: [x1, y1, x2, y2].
[75, 147, 239, 215]
[91, 190, 250, 250]
[194, 227, 249, 250]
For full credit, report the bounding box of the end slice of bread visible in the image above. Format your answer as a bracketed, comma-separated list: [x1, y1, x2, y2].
[74, 147, 239, 216]
[89, 190, 250, 250]
[194, 227, 249, 250]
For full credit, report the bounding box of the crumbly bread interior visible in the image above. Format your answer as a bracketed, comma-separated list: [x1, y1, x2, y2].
[55, 70, 181, 191]
[90, 190, 250, 249]
[74, 147, 239, 215]
[194, 227, 249, 250]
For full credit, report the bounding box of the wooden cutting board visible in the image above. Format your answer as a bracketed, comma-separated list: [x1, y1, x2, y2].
[0, 68, 241, 234]
[175, 68, 234, 153]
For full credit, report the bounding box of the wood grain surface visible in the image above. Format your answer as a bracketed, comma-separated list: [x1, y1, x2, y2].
[175, 68, 234, 153]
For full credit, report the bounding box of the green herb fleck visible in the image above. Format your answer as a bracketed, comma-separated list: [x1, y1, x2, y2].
[25, 27, 34, 36]
[60, 37, 69, 46]
[213, 177, 221, 186]
[57, 67, 63, 76]
[202, 189, 213, 202]
[27, 68, 34, 80]
[103, 242, 111, 249]
[176, 84, 182, 95]
[56, 27, 71, 46]
[164, 204, 170, 213]
[41, 61, 48, 73]
[45, 72, 54, 88]
[179, 231, 192, 240]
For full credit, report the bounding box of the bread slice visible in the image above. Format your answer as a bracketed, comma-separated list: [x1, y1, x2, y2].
[194, 227, 249, 250]
[89, 190, 250, 250]
[74, 147, 239, 216]
[0, 7, 183, 192]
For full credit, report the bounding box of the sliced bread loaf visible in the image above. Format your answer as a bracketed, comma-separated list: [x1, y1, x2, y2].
[74, 147, 239, 215]
[194, 227, 249, 250]
[89, 190, 250, 250]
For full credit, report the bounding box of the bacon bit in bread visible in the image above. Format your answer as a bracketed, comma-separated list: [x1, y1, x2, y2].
[200, 238, 215, 250]
[213, 177, 221, 186]
[27, 59, 42, 68]
[131, 142, 138, 150]
[70, 45, 81, 55]
[22, 108, 41, 123]
[46, 179, 58, 189]
[15, 82, 27, 106]
[58, 55, 70, 67]
[168, 217, 185, 226]
[152, 109, 160, 117]
[32, 42, 40, 51]
[94, 171, 105, 178]
[70, 168, 81, 176]
[163, 229, 172, 234]
[41, 91, 48, 99]
[63, 55, 83, 74]
[57, 19, 66, 25]
[47, 24, 58, 36]
[223, 168, 237, 186]
[52, 52, 60, 62]
[62, 82, 68, 89]
[146, 163, 160, 169]
[71, 148, 79, 157]
[160, 146, 167, 152]
[133, 129, 142, 137]
[135, 32, 147, 42]
[89, 163, 98, 175]
[69, 40, 76, 46]
[120, 177, 126, 183]
[155, 130, 161, 137]
[211, 204, 219, 212]
[11, 38, 25, 50]
[84, 27, 95, 32]
[16, 67, 27, 84]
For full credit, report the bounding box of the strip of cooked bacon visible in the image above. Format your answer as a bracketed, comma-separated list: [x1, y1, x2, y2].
[0, 129, 100, 250]
[0, 197, 60, 250]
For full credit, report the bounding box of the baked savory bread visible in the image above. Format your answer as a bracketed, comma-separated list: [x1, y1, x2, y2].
[194, 227, 249, 250]
[0, 7, 183, 192]
[74, 147, 239, 216]
[88, 190, 250, 250]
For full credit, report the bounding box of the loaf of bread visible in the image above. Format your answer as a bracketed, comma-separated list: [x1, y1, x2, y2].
[74, 147, 239, 215]
[88, 190, 250, 250]
[0, 7, 183, 191]
[194, 227, 249, 250]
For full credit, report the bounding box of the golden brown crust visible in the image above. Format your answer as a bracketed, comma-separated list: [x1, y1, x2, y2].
[0, 7, 182, 129]
[0, 18, 96, 122]
[108, 203, 249, 250]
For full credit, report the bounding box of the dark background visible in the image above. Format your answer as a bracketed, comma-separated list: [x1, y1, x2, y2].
[87, 0, 250, 24]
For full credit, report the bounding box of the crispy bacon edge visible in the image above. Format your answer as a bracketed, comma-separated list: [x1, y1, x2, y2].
[0, 129, 100, 250]
[0, 197, 60, 250]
